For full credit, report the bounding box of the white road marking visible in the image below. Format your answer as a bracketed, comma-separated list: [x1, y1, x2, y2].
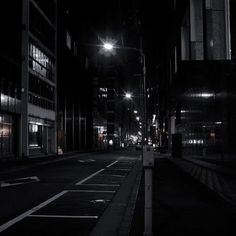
[76, 169, 105, 185]
[78, 159, 96, 163]
[66, 190, 115, 193]
[100, 174, 125, 178]
[110, 168, 131, 171]
[0, 190, 68, 233]
[29, 214, 98, 219]
[75, 159, 120, 185]
[0, 176, 40, 188]
[106, 160, 118, 168]
[0, 159, 125, 232]
[90, 199, 110, 204]
[80, 184, 120, 187]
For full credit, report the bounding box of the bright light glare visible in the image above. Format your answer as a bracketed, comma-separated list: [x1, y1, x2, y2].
[200, 93, 214, 98]
[125, 93, 132, 99]
[134, 110, 138, 114]
[103, 43, 114, 51]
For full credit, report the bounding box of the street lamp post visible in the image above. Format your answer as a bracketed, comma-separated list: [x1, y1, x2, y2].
[101, 41, 147, 148]
[101, 40, 153, 236]
[124, 92, 132, 146]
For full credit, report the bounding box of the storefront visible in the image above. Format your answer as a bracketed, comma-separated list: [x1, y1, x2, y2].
[0, 113, 16, 158]
[28, 117, 55, 156]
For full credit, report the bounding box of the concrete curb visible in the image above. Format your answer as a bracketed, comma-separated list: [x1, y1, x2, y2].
[90, 159, 143, 236]
[118, 160, 143, 236]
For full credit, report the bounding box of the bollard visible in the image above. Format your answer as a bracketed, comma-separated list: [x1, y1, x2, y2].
[143, 145, 154, 236]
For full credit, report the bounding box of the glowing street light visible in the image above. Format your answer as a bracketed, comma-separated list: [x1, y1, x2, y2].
[125, 92, 132, 99]
[103, 42, 114, 51]
[99, 36, 147, 148]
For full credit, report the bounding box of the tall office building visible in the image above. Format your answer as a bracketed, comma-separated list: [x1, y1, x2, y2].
[0, 0, 57, 158]
[158, 0, 236, 159]
[57, 1, 94, 153]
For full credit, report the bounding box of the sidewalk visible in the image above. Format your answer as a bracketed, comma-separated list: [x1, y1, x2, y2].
[170, 156, 236, 208]
[130, 154, 236, 235]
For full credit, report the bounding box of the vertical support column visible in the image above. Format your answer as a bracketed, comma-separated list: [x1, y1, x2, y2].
[21, 0, 29, 157]
[64, 95, 67, 152]
[72, 103, 75, 150]
[54, 0, 58, 154]
[225, 0, 231, 60]
[43, 126, 48, 154]
[143, 146, 154, 236]
[79, 110, 81, 150]
[205, 0, 227, 59]
[84, 117, 87, 150]
[168, 115, 175, 151]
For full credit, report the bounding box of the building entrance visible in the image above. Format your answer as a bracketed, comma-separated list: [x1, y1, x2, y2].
[0, 113, 15, 158]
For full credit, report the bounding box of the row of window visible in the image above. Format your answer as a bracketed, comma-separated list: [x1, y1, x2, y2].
[29, 74, 55, 101]
[30, 2, 55, 52]
[29, 93, 55, 111]
[29, 43, 54, 81]
[0, 78, 21, 99]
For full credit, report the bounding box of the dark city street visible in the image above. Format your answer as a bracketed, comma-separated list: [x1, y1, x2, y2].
[1, 0, 236, 235]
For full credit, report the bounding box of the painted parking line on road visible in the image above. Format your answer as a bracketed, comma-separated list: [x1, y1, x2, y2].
[66, 190, 116, 193]
[29, 214, 98, 219]
[0, 190, 68, 233]
[78, 159, 96, 163]
[106, 160, 118, 168]
[0, 176, 40, 188]
[100, 174, 125, 178]
[76, 169, 105, 185]
[80, 184, 120, 187]
[76, 160, 121, 185]
[0, 158, 125, 233]
[109, 169, 131, 171]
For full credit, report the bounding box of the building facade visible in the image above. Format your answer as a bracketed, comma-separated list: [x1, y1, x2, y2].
[57, 2, 93, 153]
[0, 0, 57, 159]
[158, 0, 236, 159]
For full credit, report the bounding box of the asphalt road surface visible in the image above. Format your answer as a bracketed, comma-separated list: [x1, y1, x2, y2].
[0, 150, 140, 236]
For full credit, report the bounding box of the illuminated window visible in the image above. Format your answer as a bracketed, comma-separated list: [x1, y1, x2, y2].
[29, 43, 54, 81]
[66, 31, 71, 49]
[29, 123, 42, 148]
